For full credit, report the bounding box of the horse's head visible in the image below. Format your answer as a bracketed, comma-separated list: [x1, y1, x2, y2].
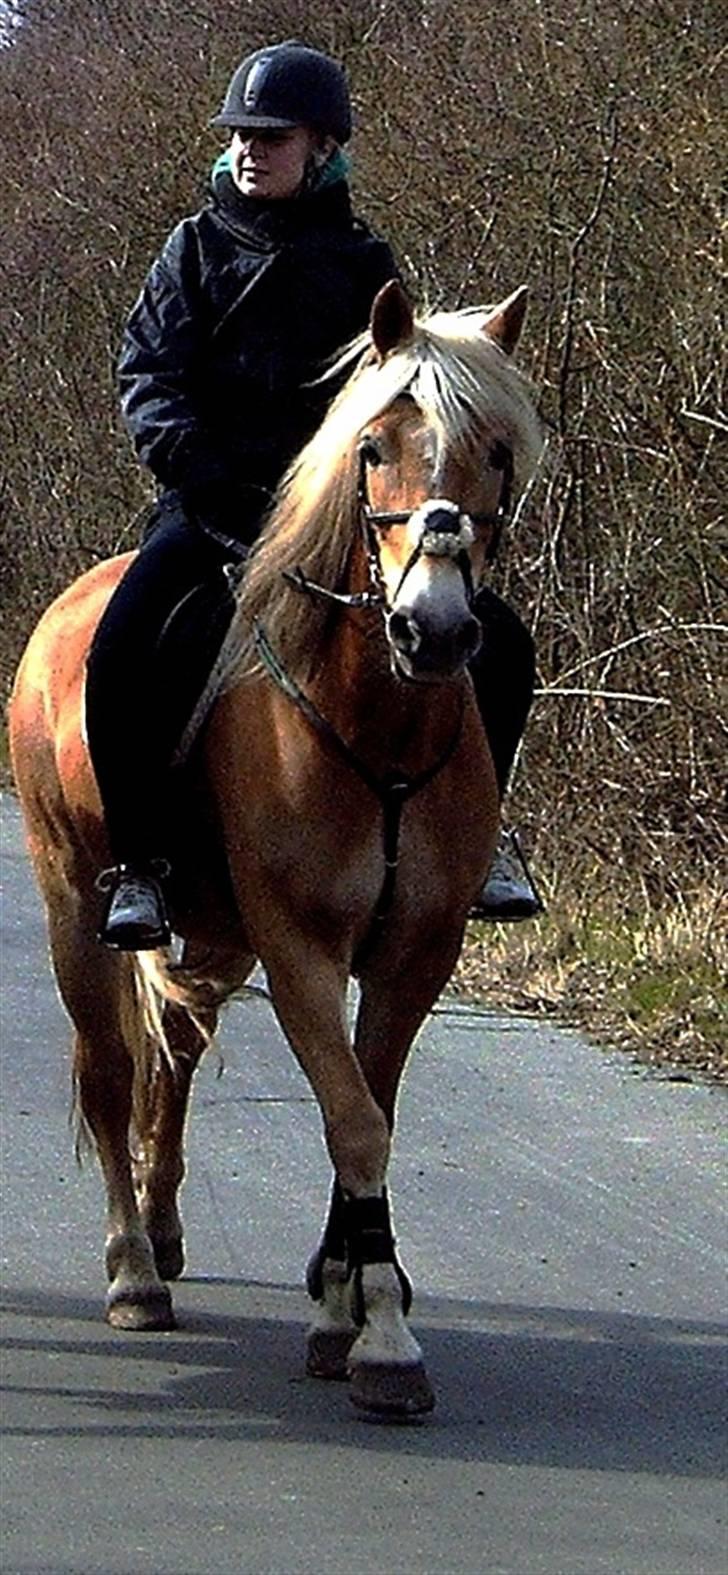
[231, 280, 541, 694]
[360, 280, 529, 682]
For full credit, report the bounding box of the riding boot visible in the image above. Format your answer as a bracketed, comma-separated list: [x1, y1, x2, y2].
[97, 862, 172, 950]
[470, 830, 543, 921]
[468, 586, 544, 921]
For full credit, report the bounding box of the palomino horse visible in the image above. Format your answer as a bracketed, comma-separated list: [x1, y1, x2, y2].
[9, 281, 542, 1418]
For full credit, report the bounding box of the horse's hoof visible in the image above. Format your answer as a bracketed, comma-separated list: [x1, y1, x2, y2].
[105, 1284, 175, 1331]
[151, 1236, 185, 1282]
[349, 1360, 435, 1420]
[306, 1326, 356, 1380]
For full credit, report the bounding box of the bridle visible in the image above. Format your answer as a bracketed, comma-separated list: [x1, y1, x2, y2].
[284, 431, 514, 617]
[357, 435, 513, 548]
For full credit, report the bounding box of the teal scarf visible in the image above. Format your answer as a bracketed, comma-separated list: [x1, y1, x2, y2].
[211, 145, 350, 193]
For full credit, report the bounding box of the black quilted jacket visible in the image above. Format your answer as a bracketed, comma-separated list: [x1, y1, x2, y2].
[118, 166, 397, 544]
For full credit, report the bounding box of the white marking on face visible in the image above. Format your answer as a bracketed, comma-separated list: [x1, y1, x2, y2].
[394, 553, 470, 627]
[390, 499, 473, 626]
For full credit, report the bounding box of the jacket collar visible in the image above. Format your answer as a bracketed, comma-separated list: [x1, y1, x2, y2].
[210, 165, 354, 248]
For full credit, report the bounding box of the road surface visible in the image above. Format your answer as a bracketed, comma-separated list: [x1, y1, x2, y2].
[1, 792, 726, 1575]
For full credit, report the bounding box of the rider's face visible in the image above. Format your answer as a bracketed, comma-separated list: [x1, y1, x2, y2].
[229, 126, 320, 199]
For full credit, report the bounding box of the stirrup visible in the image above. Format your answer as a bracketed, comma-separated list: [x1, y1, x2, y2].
[97, 861, 172, 950]
[470, 829, 544, 921]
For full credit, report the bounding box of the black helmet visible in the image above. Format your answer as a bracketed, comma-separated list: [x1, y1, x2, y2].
[211, 41, 352, 144]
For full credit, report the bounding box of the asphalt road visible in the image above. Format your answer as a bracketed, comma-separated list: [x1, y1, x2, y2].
[1, 790, 726, 1575]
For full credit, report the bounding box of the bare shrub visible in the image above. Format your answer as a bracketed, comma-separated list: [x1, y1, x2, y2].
[2, 0, 725, 1059]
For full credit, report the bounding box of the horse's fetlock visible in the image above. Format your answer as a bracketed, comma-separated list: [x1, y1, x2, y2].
[308, 1259, 355, 1333]
[349, 1263, 423, 1366]
[105, 1227, 156, 1285]
[321, 1256, 350, 1292]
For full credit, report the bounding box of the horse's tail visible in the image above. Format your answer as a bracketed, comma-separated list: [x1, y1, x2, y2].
[133, 947, 217, 1048]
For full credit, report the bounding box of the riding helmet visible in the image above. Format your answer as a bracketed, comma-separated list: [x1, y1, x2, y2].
[211, 41, 352, 144]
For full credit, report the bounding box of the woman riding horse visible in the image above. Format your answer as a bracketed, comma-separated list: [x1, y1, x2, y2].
[10, 273, 544, 1416]
[86, 39, 541, 951]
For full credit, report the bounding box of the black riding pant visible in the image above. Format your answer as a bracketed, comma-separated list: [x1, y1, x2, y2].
[85, 510, 535, 866]
[85, 510, 236, 864]
[470, 583, 536, 798]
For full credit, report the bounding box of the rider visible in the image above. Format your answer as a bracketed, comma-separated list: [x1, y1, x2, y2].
[86, 40, 541, 951]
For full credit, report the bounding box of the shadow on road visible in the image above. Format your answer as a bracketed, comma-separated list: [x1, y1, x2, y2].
[2, 1278, 725, 1479]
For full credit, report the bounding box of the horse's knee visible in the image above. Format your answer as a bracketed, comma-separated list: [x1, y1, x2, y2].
[324, 1101, 390, 1194]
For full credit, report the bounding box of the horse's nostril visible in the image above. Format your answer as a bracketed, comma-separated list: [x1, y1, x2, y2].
[457, 616, 481, 661]
[388, 610, 420, 652]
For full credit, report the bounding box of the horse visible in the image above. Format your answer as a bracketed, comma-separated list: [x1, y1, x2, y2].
[8, 280, 542, 1418]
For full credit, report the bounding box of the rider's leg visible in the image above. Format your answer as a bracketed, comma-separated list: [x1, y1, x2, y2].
[468, 586, 543, 920]
[85, 509, 234, 948]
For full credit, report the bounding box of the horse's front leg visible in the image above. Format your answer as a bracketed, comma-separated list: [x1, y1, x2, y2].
[339, 1185, 434, 1418]
[263, 940, 433, 1413]
[307, 1174, 431, 1417]
[305, 1176, 357, 1379]
[307, 925, 466, 1415]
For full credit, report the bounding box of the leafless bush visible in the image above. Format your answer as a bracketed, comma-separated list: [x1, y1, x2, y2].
[2, 0, 725, 914]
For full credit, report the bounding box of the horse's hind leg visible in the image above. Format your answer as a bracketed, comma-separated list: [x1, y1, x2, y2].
[49, 889, 174, 1329]
[135, 1000, 214, 1282]
[134, 945, 255, 1280]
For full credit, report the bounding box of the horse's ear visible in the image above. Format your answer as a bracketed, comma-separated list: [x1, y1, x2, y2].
[482, 286, 529, 356]
[371, 280, 415, 359]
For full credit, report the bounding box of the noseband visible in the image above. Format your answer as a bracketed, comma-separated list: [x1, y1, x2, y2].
[357, 439, 512, 551]
[284, 436, 513, 615]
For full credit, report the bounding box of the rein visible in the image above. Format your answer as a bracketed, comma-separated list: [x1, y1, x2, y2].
[253, 621, 464, 967]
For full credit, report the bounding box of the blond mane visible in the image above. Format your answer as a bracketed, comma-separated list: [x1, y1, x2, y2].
[227, 306, 543, 685]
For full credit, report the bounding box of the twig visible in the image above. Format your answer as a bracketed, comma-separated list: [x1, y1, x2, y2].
[679, 407, 728, 436]
[533, 686, 670, 707]
[545, 623, 728, 686]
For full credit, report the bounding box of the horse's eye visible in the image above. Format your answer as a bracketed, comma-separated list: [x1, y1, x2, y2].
[360, 437, 383, 467]
[490, 440, 510, 471]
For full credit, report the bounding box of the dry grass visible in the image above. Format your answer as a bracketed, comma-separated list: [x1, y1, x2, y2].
[456, 878, 727, 1085]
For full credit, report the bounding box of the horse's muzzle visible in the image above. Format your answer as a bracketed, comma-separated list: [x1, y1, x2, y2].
[387, 608, 482, 680]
